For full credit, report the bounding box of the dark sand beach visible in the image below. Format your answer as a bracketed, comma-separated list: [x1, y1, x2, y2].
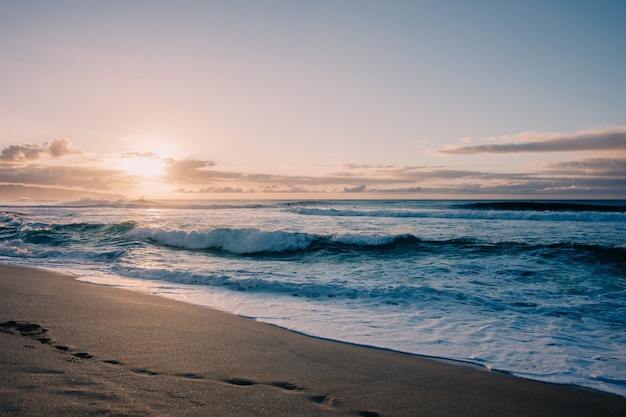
[1, 264, 624, 416]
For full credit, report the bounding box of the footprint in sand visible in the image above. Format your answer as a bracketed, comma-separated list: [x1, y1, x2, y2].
[132, 368, 159, 376]
[222, 377, 257, 386]
[2, 320, 97, 360]
[358, 411, 381, 417]
[269, 381, 305, 391]
[223, 378, 306, 392]
[1, 321, 48, 340]
[102, 359, 124, 366]
[177, 373, 204, 379]
[223, 378, 346, 411]
[310, 395, 340, 408]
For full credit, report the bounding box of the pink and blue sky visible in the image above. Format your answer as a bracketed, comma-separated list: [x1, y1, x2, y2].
[1, 0, 625, 200]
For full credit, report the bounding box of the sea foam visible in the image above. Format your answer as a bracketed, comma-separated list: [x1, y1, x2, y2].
[130, 227, 314, 254]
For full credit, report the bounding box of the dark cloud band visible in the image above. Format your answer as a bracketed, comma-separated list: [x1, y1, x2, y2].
[437, 127, 626, 155]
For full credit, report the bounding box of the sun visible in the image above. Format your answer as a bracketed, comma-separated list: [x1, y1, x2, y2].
[118, 155, 167, 178]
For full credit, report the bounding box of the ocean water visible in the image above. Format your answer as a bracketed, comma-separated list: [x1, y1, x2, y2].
[1, 199, 625, 396]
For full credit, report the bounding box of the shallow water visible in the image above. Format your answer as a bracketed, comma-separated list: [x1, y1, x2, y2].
[1, 199, 625, 396]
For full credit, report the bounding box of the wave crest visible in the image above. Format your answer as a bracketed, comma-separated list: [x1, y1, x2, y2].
[130, 227, 315, 254]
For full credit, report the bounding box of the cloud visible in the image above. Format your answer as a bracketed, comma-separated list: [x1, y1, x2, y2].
[435, 126, 626, 155]
[0, 139, 79, 161]
[195, 186, 251, 193]
[535, 158, 626, 176]
[370, 186, 424, 193]
[159, 158, 626, 197]
[343, 185, 367, 193]
[164, 158, 328, 187]
[1, 144, 44, 161]
[160, 162, 504, 195]
[45, 138, 77, 158]
[3, 140, 623, 198]
[324, 162, 626, 196]
[361, 177, 626, 197]
[0, 184, 126, 202]
[120, 151, 159, 159]
[164, 159, 219, 183]
[0, 164, 126, 190]
[340, 164, 396, 170]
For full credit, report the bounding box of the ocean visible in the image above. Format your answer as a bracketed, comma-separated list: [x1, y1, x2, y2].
[1, 199, 625, 396]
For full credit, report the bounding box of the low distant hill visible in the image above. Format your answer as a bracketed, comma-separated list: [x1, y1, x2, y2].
[0, 184, 126, 203]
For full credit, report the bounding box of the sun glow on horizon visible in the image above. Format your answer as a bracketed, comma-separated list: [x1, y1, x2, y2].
[117, 155, 167, 178]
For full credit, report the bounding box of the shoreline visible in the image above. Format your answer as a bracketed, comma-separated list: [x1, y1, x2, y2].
[1, 264, 625, 416]
[76, 268, 625, 397]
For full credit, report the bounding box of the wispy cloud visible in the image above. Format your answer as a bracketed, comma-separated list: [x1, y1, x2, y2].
[435, 127, 626, 155]
[163, 159, 218, 183]
[0, 164, 125, 190]
[0, 139, 128, 192]
[165, 161, 626, 197]
[120, 151, 159, 159]
[536, 158, 626, 177]
[2, 136, 626, 199]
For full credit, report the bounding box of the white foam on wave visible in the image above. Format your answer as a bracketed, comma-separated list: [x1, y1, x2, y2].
[130, 227, 314, 254]
[0, 240, 32, 257]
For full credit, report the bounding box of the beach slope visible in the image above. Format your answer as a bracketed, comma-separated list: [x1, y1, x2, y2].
[1, 265, 624, 416]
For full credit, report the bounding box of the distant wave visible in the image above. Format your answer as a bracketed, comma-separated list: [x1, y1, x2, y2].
[292, 206, 626, 222]
[459, 201, 626, 212]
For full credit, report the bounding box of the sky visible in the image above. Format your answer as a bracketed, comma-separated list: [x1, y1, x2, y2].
[1, 0, 625, 201]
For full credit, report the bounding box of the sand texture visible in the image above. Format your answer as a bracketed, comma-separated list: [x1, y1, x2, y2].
[1, 264, 624, 416]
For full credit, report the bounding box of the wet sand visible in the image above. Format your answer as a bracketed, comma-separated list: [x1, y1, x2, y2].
[1, 264, 624, 416]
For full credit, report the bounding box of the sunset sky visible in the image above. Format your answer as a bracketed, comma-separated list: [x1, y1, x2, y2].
[1, 0, 625, 201]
